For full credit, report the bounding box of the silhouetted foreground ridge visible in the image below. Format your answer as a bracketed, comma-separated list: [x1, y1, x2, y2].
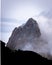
[1, 41, 52, 65]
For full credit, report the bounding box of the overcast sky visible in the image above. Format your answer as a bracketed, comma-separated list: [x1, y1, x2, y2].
[1, 0, 52, 43]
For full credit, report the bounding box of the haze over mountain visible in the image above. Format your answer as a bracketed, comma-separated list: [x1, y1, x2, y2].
[7, 18, 52, 59]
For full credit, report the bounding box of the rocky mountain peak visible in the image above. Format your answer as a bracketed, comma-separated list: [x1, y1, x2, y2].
[27, 18, 37, 23]
[25, 18, 38, 27]
[23, 18, 41, 37]
[7, 18, 41, 50]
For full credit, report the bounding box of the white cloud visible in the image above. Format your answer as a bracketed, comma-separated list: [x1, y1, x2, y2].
[35, 15, 52, 55]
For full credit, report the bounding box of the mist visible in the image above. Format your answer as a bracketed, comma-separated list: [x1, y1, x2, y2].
[36, 16, 52, 55]
[20, 16, 52, 59]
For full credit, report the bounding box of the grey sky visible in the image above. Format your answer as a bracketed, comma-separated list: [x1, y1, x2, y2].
[1, 0, 52, 19]
[1, 0, 52, 43]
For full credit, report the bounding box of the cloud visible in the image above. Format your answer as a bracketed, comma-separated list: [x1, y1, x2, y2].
[39, 9, 52, 19]
[1, 18, 18, 22]
[36, 15, 52, 55]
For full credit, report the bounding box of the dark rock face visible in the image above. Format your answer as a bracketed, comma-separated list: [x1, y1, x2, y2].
[23, 18, 41, 37]
[1, 41, 52, 65]
[7, 18, 41, 50]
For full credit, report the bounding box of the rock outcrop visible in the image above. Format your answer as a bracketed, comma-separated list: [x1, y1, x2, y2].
[7, 18, 41, 50]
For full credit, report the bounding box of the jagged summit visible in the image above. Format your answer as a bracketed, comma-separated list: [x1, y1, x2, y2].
[27, 18, 37, 24]
[7, 18, 41, 50]
[24, 18, 41, 37]
[25, 18, 38, 27]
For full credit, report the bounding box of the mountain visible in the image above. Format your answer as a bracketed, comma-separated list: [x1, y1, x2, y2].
[1, 41, 52, 65]
[7, 18, 52, 59]
[7, 18, 41, 50]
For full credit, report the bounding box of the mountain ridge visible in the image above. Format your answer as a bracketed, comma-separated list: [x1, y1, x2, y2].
[1, 41, 52, 65]
[7, 18, 41, 50]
